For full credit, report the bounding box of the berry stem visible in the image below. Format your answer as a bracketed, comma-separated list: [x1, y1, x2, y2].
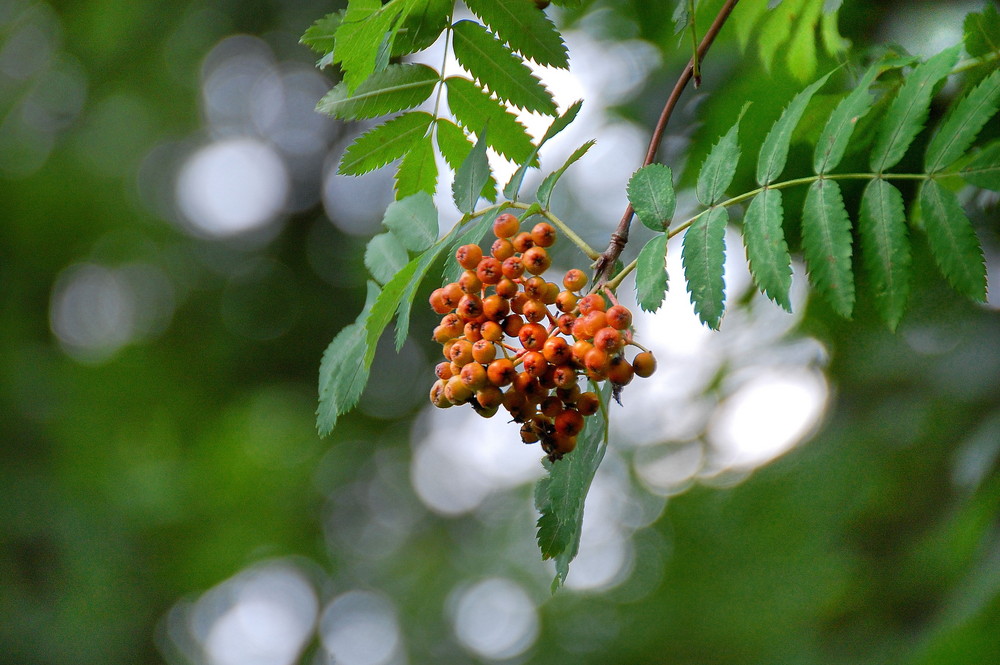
[509, 201, 599, 260]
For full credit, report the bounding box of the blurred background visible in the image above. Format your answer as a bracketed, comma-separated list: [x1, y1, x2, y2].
[2, 0, 999, 663]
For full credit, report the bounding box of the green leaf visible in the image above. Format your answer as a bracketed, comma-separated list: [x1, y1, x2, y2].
[503, 100, 582, 200]
[758, 71, 832, 184]
[627, 164, 675, 232]
[364, 232, 410, 284]
[333, 0, 401, 92]
[635, 234, 669, 313]
[964, 3, 1000, 58]
[758, 0, 805, 74]
[535, 383, 610, 591]
[451, 20, 557, 115]
[919, 179, 987, 302]
[338, 111, 434, 175]
[870, 45, 961, 172]
[367, 257, 421, 358]
[743, 188, 792, 311]
[733, 0, 767, 52]
[391, 243, 450, 351]
[814, 62, 882, 173]
[442, 207, 503, 284]
[391, 0, 452, 56]
[445, 76, 535, 163]
[696, 104, 749, 206]
[961, 141, 1000, 191]
[463, 0, 569, 68]
[925, 69, 1000, 173]
[682, 206, 728, 329]
[316, 64, 439, 120]
[383, 191, 439, 252]
[535, 140, 595, 210]
[452, 129, 492, 214]
[395, 133, 438, 199]
[858, 179, 910, 331]
[435, 119, 497, 200]
[785, 0, 821, 82]
[301, 11, 343, 54]
[802, 179, 854, 318]
[317, 281, 380, 436]
[671, 0, 690, 35]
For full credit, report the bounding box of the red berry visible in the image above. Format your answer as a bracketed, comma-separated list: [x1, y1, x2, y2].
[518, 323, 548, 351]
[605, 305, 632, 330]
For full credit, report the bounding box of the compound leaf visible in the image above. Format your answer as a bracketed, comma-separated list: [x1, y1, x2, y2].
[536, 140, 595, 210]
[920, 179, 987, 302]
[464, 0, 569, 68]
[802, 179, 854, 318]
[391, 0, 452, 56]
[395, 133, 438, 199]
[682, 206, 728, 329]
[301, 11, 343, 55]
[452, 129, 492, 214]
[364, 232, 410, 284]
[743, 188, 792, 311]
[636, 234, 669, 313]
[383, 191, 439, 252]
[924, 68, 1000, 173]
[452, 20, 557, 115]
[961, 141, 1000, 190]
[334, 0, 401, 92]
[814, 62, 881, 173]
[858, 179, 910, 330]
[339, 111, 434, 175]
[317, 63, 439, 120]
[697, 104, 749, 206]
[627, 164, 675, 232]
[446, 76, 534, 163]
[758, 71, 832, 184]
[870, 45, 961, 172]
[535, 383, 610, 591]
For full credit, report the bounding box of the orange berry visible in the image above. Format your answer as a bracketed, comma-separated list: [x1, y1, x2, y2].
[572, 339, 594, 361]
[556, 290, 578, 313]
[493, 213, 520, 239]
[523, 276, 546, 300]
[434, 362, 453, 380]
[482, 294, 510, 321]
[502, 314, 524, 337]
[551, 433, 577, 456]
[608, 355, 634, 385]
[518, 322, 548, 351]
[580, 310, 608, 338]
[460, 362, 488, 389]
[576, 391, 600, 416]
[445, 375, 473, 403]
[476, 386, 504, 410]
[496, 277, 518, 299]
[491, 238, 514, 261]
[501, 256, 525, 279]
[430, 288, 452, 314]
[449, 339, 474, 366]
[522, 351, 547, 378]
[530, 222, 556, 247]
[440, 283, 463, 310]
[430, 379, 452, 408]
[522, 298, 548, 323]
[458, 270, 482, 294]
[556, 313, 575, 335]
[522, 246, 551, 275]
[593, 326, 624, 353]
[563, 269, 588, 292]
[456, 244, 482, 270]
[512, 231, 534, 253]
[605, 304, 632, 330]
[578, 293, 606, 314]
[487, 358, 517, 386]
[552, 364, 577, 389]
[476, 257, 503, 285]
[554, 409, 585, 437]
[472, 339, 496, 364]
[463, 321, 483, 343]
[520, 421, 540, 443]
[584, 347, 610, 373]
[540, 395, 562, 417]
[541, 282, 560, 305]
[633, 351, 657, 378]
[481, 320, 503, 342]
[457, 294, 483, 320]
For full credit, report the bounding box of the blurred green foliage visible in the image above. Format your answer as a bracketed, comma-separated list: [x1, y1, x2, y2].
[2, 1, 998, 664]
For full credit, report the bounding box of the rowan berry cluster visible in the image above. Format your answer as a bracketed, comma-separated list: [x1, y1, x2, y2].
[428, 212, 657, 461]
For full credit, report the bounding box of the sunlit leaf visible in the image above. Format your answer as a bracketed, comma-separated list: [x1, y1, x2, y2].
[391, 0, 452, 56]
[696, 104, 748, 205]
[743, 188, 792, 311]
[364, 232, 409, 284]
[682, 206, 728, 329]
[627, 164, 675, 232]
[452, 20, 557, 115]
[802, 179, 854, 317]
[814, 62, 881, 173]
[383, 191, 439, 252]
[464, 0, 569, 68]
[339, 112, 434, 175]
[452, 129, 492, 214]
[758, 70, 832, 184]
[858, 179, 910, 331]
[333, 0, 401, 92]
[316, 64, 439, 120]
[920, 179, 987, 302]
[535, 140, 595, 209]
[301, 11, 343, 55]
[635, 234, 669, 313]
[446, 76, 535, 163]
[870, 45, 961, 172]
[924, 69, 1000, 173]
[395, 133, 438, 199]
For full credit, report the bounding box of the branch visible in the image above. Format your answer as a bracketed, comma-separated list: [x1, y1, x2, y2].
[594, 0, 741, 287]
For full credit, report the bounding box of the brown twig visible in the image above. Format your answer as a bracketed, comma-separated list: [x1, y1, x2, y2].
[593, 0, 741, 287]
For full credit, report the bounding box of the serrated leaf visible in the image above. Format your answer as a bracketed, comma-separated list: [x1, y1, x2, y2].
[395, 133, 438, 199]
[391, 0, 451, 56]
[452, 129, 492, 214]
[636, 234, 669, 313]
[758, 71, 832, 184]
[383, 191, 439, 252]
[391, 242, 450, 350]
[870, 45, 961, 172]
[697, 104, 749, 206]
[364, 232, 410, 284]
[814, 62, 882, 173]
[464, 0, 569, 68]
[961, 141, 1000, 191]
[442, 207, 503, 284]
[743, 188, 792, 311]
[339, 111, 434, 175]
[301, 11, 343, 54]
[536, 140, 595, 209]
[317, 64, 439, 120]
[503, 100, 583, 200]
[858, 179, 910, 330]
[445, 76, 535, 163]
[452, 20, 557, 115]
[334, 1, 401, 92]
[920, 179, 987, 302]
[672, 1, 690, 35]
[627, 164, 675, 232]
[925, 69, 1000, 173]
[682, 206, 728, 329]
[802, 179, 854, 317]
[435, 119, 498, 199]
[964, 4, 1000, 58]
[317, 281, 380, 436]
[535, 383, 610, 590]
